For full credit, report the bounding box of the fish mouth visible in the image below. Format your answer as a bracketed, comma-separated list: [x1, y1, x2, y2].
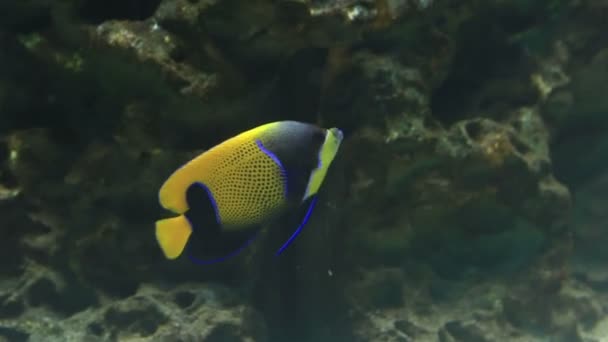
[329, 127, 344, 142]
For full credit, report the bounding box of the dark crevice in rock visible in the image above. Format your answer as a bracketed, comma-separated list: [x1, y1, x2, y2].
[0, 37, 123, 145]
[103, 299, 167, 337]
[551, 46, 608, 187]
[25, 275, 99, 316]
[0, 2, 52, 33]
[79, 244, 140, 299]
[0, 209, 36, 276]
[552, 132, 608, 189]
[0, 143, 18, 189]
[0, 295, 24, 319]
[174, 291, 196, 309]
[204, 323, 243, 342]
[0, 141, 8, 163]
[510, 135, 532, 155]
[320, 64, 374, 135]
[394, 319, 427, 338]
[430, 7, 536, 125]
[50, 282, 100, 316]
[78, 0, 162, 24]
[26, 278, 57, 307]
[443, 320, 489, 342]
[0, 326, 29, 342]
[0, 38, 55, 134]
[464, 121, 483, 141]
[271, 47, 328, 123]
[87, 322, 104, 336]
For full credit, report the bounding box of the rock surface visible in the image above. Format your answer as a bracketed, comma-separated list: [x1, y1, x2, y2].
[1, 0, 607, 341]
[0, 282, 266, 342]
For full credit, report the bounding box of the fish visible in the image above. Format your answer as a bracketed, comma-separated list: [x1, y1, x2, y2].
[155, 120, 344, 264]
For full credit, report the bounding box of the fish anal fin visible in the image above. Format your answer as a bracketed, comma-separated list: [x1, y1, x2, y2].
[275, 196, 318, 256]
[186, 227, 261, 266]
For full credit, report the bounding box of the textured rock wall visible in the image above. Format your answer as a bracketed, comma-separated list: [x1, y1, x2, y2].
[1, 0, 607, 341]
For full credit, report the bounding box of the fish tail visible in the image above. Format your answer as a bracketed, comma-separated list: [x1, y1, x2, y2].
[155, 215, 193, 260]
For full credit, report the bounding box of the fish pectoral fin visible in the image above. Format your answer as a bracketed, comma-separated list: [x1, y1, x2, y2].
[155, 215, 192, 259]
[275, 196, 318, 256]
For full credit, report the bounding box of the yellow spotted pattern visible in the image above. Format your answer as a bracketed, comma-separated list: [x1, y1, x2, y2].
[205, 139, 286, 227]
[158, 122, 288, 230]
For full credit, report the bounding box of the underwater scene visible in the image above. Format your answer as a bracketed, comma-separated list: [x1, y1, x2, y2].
[1, 0, 608, 341]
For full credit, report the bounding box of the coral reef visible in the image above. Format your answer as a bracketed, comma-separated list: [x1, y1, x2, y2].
[0, 0, 607, 341]
[0, 281, 265, 341]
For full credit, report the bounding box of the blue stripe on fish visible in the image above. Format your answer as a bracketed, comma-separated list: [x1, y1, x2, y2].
[256, 139, 288, 198]
[275, 196, 318, 256]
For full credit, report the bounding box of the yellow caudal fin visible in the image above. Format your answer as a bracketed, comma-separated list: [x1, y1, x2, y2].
[155, 215, 193, 259]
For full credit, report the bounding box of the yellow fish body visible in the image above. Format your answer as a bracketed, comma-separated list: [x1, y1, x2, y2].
[155, 121, 343, 263]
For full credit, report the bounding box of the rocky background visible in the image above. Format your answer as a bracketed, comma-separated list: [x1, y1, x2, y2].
[0, 0, 607, 341]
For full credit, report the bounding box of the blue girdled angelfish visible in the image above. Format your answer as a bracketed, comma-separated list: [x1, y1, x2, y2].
[155, 120, 343, 264]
